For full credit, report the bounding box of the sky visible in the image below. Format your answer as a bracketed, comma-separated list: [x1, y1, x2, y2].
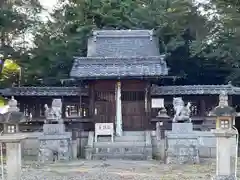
[40, 0, 58, 20]
[39, 0, 209, 20]
[40, 0, 58, 11]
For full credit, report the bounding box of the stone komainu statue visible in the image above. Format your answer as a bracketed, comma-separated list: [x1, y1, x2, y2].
[44, 99, 63, 124]
[172, 97, 192, 123]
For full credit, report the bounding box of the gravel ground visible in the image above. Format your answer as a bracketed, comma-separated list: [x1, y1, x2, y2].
[3, 159, 237, 180]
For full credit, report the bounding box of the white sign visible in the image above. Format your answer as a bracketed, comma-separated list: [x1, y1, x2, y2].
[95, 123, 114, 142]
[151, 98, 164, 108]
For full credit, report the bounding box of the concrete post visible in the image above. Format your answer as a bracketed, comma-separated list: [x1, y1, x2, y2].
[156, 122, 162, 141]
[0, 134, 26, 180]
[212, 129, 237, 180]
[6, 142, 22, 180]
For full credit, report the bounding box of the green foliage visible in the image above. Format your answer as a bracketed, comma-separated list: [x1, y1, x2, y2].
[0, 0, 42, 87]
[189, 0, 240, 85]
[1, 0, 240, 86]
[0, 59, 20, 88]
[23, 0, 217, 85]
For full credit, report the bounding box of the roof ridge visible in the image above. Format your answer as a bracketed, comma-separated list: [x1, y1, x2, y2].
[73, 56, 166, 66]
[92, 29, 155, 38]
[74, 55, 165, 59]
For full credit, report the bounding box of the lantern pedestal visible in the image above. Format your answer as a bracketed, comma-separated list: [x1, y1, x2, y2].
[0, 134, 26, 180]
[212, 129, 237, 180]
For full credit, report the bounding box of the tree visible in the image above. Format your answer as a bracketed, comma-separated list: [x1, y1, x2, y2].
[189, 0, 240, 85]
[0, 59, 21, 88]
[0, 0, 42, 85]
[23, 0, 215, 85]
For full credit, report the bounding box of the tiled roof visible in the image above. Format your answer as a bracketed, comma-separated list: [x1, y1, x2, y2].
[87, 29, 160, 57]
[0, 112, 26, 124]
[70, 56, 168, 79]
[151, 84, 240, 95]
[2, 84, 240, 97]
[0, 87, 88, 96]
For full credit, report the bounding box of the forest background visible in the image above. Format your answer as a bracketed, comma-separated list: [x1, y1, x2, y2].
[0, 0, 240, 87]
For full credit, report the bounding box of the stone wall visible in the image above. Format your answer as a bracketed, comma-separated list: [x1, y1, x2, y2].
[20, 130, 237, 161]
[151, 130, 238, 160]
[20, 131, 89, 160]
[21, 132, 41, 160]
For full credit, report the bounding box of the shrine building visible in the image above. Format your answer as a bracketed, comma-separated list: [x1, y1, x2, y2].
[69, 29, 168, 132]
[1, 29, 240, 132]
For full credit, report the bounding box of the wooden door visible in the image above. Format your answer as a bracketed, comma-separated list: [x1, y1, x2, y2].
[121, 80, 148, 131]
[122, 101, 146, 130]
[93, 91, 115, 124]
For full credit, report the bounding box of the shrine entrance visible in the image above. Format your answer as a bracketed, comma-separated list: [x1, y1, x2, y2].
[94, 91, 115, 124]
[122, 92, 146, 131]
[90, 80, 150, 131]
[121, 80, 149, 131]
[91, 81, 116, 125]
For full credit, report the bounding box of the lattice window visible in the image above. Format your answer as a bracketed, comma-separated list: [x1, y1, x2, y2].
[7, 125, 16, 133]
[95, 91, 115, 102]
[65, 104, 89, 118]
[40, 104, 46, 117]
[23, 104, 31, 117]
[165, 103, 174, 116]
[190, 103, 198, 116]
[121, 91, 145, 101]
[164, 101, 199, 117]
[220, 120, 229, 129]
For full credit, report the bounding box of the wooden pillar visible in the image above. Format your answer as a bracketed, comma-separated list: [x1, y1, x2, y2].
[89, 82, 95, 117]
[79, 82, 82, 118]
[228, 95, 233, 106]
[145, 82, 151, 129]
[200, 97, 206, 116]
[18, 97, 24, 112]
[62, 96, 65, 118]
[35, 97, 40, 118]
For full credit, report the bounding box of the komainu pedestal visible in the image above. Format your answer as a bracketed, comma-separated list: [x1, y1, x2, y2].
[38, 124, 72, 163]
[212, 175, 236, 180]
[165, 123, 200, 164]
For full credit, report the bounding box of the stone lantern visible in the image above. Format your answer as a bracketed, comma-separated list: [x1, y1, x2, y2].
[212, 92, 236, 130]
[0, 96, 27, 180]
[155, 107, 170, 140]
[211, 91, 238, 180]
[0, 96, 26, 133]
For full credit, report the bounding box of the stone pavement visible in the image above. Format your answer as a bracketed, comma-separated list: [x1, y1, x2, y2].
[8, 159, 238, 180]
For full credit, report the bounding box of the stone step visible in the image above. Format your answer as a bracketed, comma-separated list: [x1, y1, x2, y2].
[94, 141, 146, 148]
[92, 153, 147, 160]
[115, 135, 145, 142]
[96, 135, 145, 142]
[123, 131, 145, 136]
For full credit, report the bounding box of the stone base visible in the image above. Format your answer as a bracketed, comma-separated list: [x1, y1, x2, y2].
[166, 144, 200, 164]
[38, 123, 72, 163]
[165, 124, 200, 164]
[212, 175, 236, 180]
[166, 155, 199, 164]
[172, 123, 193, 133]
[38, 137, 71, 163]
[43, 124, 65, 134]
[92, 144, 151, 160]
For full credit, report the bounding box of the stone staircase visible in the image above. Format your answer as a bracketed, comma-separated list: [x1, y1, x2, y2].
[85, 131, 152, 160]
